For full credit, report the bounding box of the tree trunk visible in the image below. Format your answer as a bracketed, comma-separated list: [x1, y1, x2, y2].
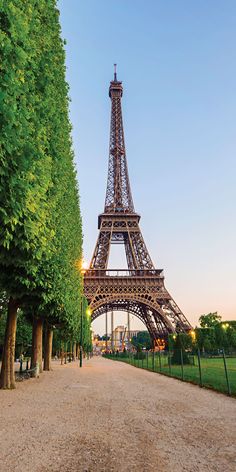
[73, 342, 76, 361]
[76, 342, 79, 359]
[0, 298, 19, 389]
[68, 341, 72, 362]
[31, 317, 43, 377]
[64, 342, 67, 364]
[61, 342, 64, 365]
[43, 325, 53, 371]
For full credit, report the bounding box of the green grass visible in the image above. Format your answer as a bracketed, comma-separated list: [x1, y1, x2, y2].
[105, 354, 236, 396]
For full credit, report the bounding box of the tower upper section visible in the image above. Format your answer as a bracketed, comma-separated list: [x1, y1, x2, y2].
[104, 66, 135, 214]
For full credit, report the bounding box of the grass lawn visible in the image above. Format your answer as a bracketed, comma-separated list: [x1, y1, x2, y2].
[106, 354, 236, 396]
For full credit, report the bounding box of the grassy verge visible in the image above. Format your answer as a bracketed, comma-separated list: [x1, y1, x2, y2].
[104, 354, 236, 396]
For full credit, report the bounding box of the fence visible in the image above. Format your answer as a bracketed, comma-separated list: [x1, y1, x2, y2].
[104, 349, 236, 397]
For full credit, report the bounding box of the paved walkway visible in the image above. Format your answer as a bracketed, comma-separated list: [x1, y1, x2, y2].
[0, 356, 236, 472]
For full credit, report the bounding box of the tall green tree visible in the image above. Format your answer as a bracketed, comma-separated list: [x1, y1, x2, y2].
[0, 1, 54, 388]
[28, 0, 83, 371]
[0, 1, 83, 387]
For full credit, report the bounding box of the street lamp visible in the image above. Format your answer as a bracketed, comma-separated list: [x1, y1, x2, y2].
[190, 329, 196, 341]
[222, 323, 229, 330]
[85, 307, 92, 359]
[86, 307, 92, 317]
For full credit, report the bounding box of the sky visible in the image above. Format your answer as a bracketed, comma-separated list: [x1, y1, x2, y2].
[58, 0, 236, 335]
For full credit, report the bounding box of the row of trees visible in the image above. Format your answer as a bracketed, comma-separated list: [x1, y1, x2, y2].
[131, 313, 236, 353]
[0, 300, 93, 364]
[170, 313, 236, 353]
[0, 1, 90, 388]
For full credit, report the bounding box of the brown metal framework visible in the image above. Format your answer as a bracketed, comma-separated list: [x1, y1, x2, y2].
[84, 68, 192, 343]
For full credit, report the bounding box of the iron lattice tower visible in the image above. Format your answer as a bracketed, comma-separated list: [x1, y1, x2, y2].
[84, 67, 191, 343]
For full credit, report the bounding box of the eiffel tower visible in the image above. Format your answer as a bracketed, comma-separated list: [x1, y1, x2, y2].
[84, 66, 191, 345]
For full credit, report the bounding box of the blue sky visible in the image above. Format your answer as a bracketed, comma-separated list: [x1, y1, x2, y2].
[58, 0, 236, 334]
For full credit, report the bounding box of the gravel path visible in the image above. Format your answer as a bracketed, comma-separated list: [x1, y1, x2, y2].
[0, 356, 236, 472]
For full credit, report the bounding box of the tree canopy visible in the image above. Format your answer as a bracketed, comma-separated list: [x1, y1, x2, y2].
[0, 0, 89, 388]
[199, 312, 222, 328]
[131, 331, 152, 351]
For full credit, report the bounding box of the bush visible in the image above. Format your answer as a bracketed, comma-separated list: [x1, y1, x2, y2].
[118, 351, 129, 358]
[171, 349, 190, 365]
[134, 351, 146, 360]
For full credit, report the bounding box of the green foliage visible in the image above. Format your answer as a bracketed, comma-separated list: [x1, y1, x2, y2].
[33, 0, 82, 336]
[224, 324, 236, 349]
[195, 327, 216, 351]
[15, 310, 32, 357]
[171, 334, 191, 364]
[0, 313, 7, 356]
[131, 331, 152, 350]
[117, 350, 129, 359]
[195, 314, 236, 352]
[82, 308, 93, 354]
[0, 292, 8, 355]
[0, 1, 55, 298]
[0, 305, 31, 358]
[0, 292, 8, 315]
[199, 312, 221, 328]
[134, 351, 146, 360]
[168, 332, 193, 351]
[0, 1, 83, 343]
[56, 297, 92, 354]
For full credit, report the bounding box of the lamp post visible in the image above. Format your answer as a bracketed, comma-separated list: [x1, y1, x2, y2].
[86, 307, 92, 358]
[80, 296, 84, 367]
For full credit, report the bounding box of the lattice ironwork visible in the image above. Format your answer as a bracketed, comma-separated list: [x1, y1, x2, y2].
[84, 68, 192, 343]
[84, 270, 191, 340]
[105, 66, 134, 213]
[90, 214, 154, 270]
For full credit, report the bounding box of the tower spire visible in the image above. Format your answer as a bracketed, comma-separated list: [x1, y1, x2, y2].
[114, 63, 117, 82]
[105, 71, 134, 213]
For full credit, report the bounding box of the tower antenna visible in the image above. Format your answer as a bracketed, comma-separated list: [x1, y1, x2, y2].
[114, 63, 117, 81]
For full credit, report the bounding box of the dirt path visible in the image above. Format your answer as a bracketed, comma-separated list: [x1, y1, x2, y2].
[0, 357, 236, 472]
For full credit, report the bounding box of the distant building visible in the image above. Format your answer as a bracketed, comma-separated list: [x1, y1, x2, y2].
[112, 325, 142, 351]
[92, 326, 147, 352]
[92, 333, 109, 353]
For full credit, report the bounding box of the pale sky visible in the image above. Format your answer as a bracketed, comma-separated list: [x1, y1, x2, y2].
[58, 0, 236, 335]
